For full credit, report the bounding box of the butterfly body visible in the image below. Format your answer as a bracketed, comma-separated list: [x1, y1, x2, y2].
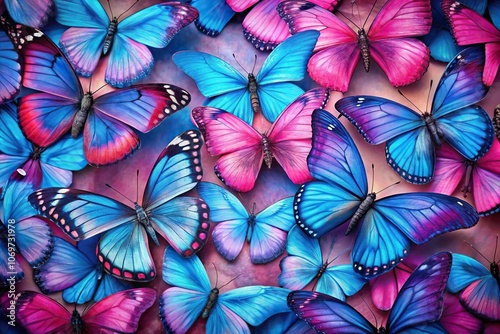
[202, 288, 219, 318]
[358, 28, 371, 71]
[103, 18, 118, 55]
[346, 192, 376, 235]
[133, 202, 160, 246]
[248, 72, 262, 114]
[71, 309, 83, 333]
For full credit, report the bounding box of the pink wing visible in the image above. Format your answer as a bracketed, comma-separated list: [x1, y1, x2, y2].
[369, 261, 414, 311]
[226, 0, 259, 12]
[443, 0, 500, 85]
[278, 0, 358, 92]
[192, 106, 264, 192]
[430, 143, 466, 195]
[267, 87, 329, 185]
[368, 0, 431, 87]
[83, 288, 156, 333]
[16, 291, 72, 333]
[473, 138, 500, 216]
[440, 293, 484, 334]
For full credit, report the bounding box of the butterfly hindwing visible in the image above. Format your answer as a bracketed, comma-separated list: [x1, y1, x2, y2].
[188, 0, 235, 36]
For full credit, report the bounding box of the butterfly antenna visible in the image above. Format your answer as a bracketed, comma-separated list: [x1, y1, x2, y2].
[361, 294, 379, 328]
[336, 10, 361, 30]
[375, 181, 401, 195]
[105, 183, 135, 204]
[398, 90, 424, 114]
[464, 240, 492, 263]
[91, 83, 109, 95]
[252, 54, 257, 74]
[362, 0, 379, 29]
[370, 164, 375, 193]
[232, 54, 249, 74]
[212, 263, 219, 287]
[88, 76, 93, 93]
[425, 80, 433, 113]
[494, 234, 499, 263]
[117, 0, 139, 20]
[327, 246, 350, 266]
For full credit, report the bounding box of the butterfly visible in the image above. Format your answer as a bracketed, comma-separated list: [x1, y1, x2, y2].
[335, 47, 493, 184]
[188, 0, 235, 36]
[422, 0, 487, 62]
[34, 236, 131, 304]
[278, 0, 431, 92]
[53, 0, 198, 88]
[197, 182, 294, 264]
[430, 139, 500, 216]
[16, 25, 191, 167]
[447, 243, 500, 321]
[173, 30, 320, 124]
[0, 173, 53, 287]
[29, 130, 210, 282]
[294, 109, 479, 277]
[439, 293, 484, 334]
[0, 101, 87, 189]
[443, 0, 500, 86]
[159, 246, 291, 334]
[192, 87, 329, 192]
[278, 226, 367, 299]
[287, 252, 452, 333]
[0, 15, 21, 104]
[495, 104, 500, 142]
[15, 288, 155, 333]
[1, 0, 52, 28]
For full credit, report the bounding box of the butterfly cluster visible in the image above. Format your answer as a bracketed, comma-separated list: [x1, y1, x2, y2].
[1, 0, 499, 333]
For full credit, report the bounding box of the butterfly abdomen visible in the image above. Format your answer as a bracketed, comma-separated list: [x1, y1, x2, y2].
[72, 93, 93, 138]
[358, 29, 370, 72]
[103, 18, 118, 55]
[247, 213, 256, 242]
[248, 73, 262, 114]
[71, 309, 83, 334]
[423, 113, 442, 145]
[262, 134, 273, 168]
[494, 105, 500, 142]
[346, 193, 376, 235]
[202, 288, 219, 318]
[315, 262, 328, 279]
[460, 161, 474, 198]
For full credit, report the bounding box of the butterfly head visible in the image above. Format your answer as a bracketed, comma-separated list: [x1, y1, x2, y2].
[71, 309, 83, 333]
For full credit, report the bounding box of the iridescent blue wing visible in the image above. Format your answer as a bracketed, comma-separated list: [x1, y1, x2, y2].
[287, 290, 376, 333]
[386, 252, 452, 333]
[197, 182, 249, 262]
[188, 0, 235, 36]
[294, 109, 366, 238]
[489, 0, 500, 29]
[352, 193, 478, 278]
[254, 311, 316, 334]
[144, 130, 209, 257]
[4, 0, 53, 28]
[0, 16, 21, 103]
[432, 47, 493, 161]
[0, 242, 24, 286]
[257, 83, 305, 123]
[160, 247, 210, 334]
[335, 96, 434, 184]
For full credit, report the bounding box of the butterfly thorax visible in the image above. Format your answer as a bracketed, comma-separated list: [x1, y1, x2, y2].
[378, 327, 387, 334]
[202, 288, 219, 318]
[262, 134, 273, 168]
[346, 193, 376, 235]
[134, 203, 160, 246]
[72, 93, 94, 138]
[491, 262, 500, 287]
[315, 262, 328, 279]
[248, 73, 262, 114]
[103, 18, 118, 55]
[461, 161, 475, 198]
[30, 146, 43, 160]
[247, 213, 256, 242]
[358, 29, 370, 72]
[422, 113, 442, 145]
[71, 309, 83, 334]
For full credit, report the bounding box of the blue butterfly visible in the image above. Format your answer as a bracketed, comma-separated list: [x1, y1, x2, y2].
[197, 182, 294, 264]
[294, 109, 479, 277]
[423, 0, 487, 62]
[335, 47, 493, 185]
[159, 246, 291, 334]
[254, 311, 316, 334]
[278, 226, 366, 299]
[0, 173, 53, 287]
[34, 236, 131, 304]
[0, 15, 21, 104]
[288, 252, 452, 333]
[28, 130, 210, 282]
[53, 0, 198, 88]
[2, 0, 52, 28]
[0, 101, 87, 189]
[188, 0, 235, 36]
[173, 30, 319, 124]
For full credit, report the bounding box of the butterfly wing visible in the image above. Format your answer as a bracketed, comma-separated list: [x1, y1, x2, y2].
[267, 87, 329, 184]
[192, 106, 264, 192]
[16, 291, 71, 333]
[294, 109, 367, 238]
[226, 0, 259, 12]
[0, 18, 21, 103]
[278, 0, 360, 92]
[370, 261, 414, 311]
[287, 290, 376, 333]
[82, 288, 156, 333]
[472, 139, 500, 216]
[254, 311, 317, 334]
[443, 0, 500, 85]
[440, 293, 484, 334]
[160, 247, 210, 334]
[4, 0, 52, 28]
[430, 143, 466, 195]
[197, 182, 249, 262]
[188, 0, 235, 36]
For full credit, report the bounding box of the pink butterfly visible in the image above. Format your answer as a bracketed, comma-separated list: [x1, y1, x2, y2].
[443, 0, 500, 86]
[226, 0, 259, 12]
[15, 288, 155, 333]
[277, 0, 432, 92]
[243, 0, 339, 50]
[430, 139, 500, 217]
[440, 293, 484, 334]
[192, 87, 329, 192]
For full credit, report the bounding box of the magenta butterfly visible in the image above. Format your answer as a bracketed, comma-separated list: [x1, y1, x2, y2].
[192, 87, 329, 192]
[430, 139, 500, 216]
[443, 0, 500, 86]
[439, 293, 484, 334]
[243, 0, 339, 50]
[15, 288, 155, 333]
[278, 0, 431, 92]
